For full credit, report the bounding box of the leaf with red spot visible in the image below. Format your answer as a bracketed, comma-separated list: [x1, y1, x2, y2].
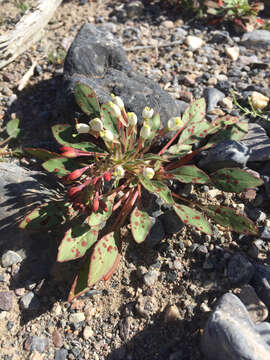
[88, 231, 119, 287]
[181, 98, 206, 128]
[74, 82, 100, 115]
[203, 205, 258, 235]
[130, 207, 151, 243]
[52, 124, 103, 152]
[57, 223, 100, 262]
[170, 165, 210, 184]
[167, 144, 192, 158]
[140, 176, 174, 205]
[19, 202, 68, 230]
[42, 157, 78, 176]
[100, 104, 118, 137]
[88, 195, 115, 227]
[210, 168, 263, 193]
[178, 120, 210, 145]
[174, 204, 212, 235]
[68, 255, 91, 301]
[206, 122, 248, 148]
[24, 148, 61, 161]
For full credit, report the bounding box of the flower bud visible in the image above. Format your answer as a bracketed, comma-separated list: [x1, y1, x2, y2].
[142, 106, 154, 119]
[103, 172, 112, 181]
[250, 91, 269, 110]
[92, 192, 99, 213]
[60, 146, 79, 158]
[113, 165, 125, 178]
[143, 167, 155, 179]
[112, 95, 125, 110]
[167, 116, 183, 131]
[140, 123, 151, 139]
[76, 123, 90, 134]
[67, 166, 88, 181]
[68, 184, 84, 198]
[89, 118, 103, 132]
[100, 129, 114, 142]
[109, 101, 122, 118]
[127, 112, 138, 127]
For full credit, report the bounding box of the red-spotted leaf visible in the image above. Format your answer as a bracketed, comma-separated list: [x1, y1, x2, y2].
[178, 120, 210, 145]
[203, 205, 258, 235]
[130, 207, 151, 243]
[19, 202, 68, 230]
[206, 122, 248, 148]
[100, 104, 118, 136]
[88, 195, 115, 227]
[181, 98, 206, 127]
[167, 144, 192, 158]
[210, 168, 263, 193]
[25, 148, 61, 161]
[88, 231, 119, 287]
[42, 157, 78, 176]
[52, 124, 103, 152]
[104, 254, 121, 281]
[174, 204, 212, 234]
[170, 165, 210, 184]
[139, 176, 156, 193]
[74, 82, 100, 115]
[139, 177, 174, 205]
[57, 223, 100, 262]
[68, 255, 91, 301]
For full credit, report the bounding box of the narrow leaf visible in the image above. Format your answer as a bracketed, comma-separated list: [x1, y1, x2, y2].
[130, 207, 151, 243]
[204, 205, 258, 235]
[210, 168, 263, 193]
[25, 148, 61, 161]
[170, 165, 210, 184]
[57, 224, 99, 262]
[100, 104, 118, 136]
[174, 204, 212, 234]
[42, 157, 78, 176]
[88, 232, 119, 287]
[74, 82, 100, 115]
[139, 176, 174, 205]
[6, 118, 20, 138]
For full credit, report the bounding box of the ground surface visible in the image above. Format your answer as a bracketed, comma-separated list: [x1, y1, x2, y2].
[1, 1, 270, 360]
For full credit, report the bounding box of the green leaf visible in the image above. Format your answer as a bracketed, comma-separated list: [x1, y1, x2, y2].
[88, 232, 119, 287]
[210, 168, 263, 193]
[25, 148, 61, 161]
[206, 122, 248, 148]
[181, 98, 206, 128]
[6, 118, 20, 138]
[19, 202, 68, 230]
[68, 255, 91, 301]
[42, 157, 78, 176]
[174, 204, 212, 235]
[88, 196, 114, 227]
[74, 82, 100, 115]
[130, 207, 151, 243]
[139, 176, 174, 205]
[52, 124, 103, 152]
[149, 113, 161, 132]
[57, 223, 100, 262]
[142, 153, 168, 162]
[100, 104, 118, 137]
[204, 205, 258, 235]
[167, 144, 192, 157]
[170, 165, 210, 184]
[178, 120, 210, 145]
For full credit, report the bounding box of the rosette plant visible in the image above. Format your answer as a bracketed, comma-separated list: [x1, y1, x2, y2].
[21, 83, 263, 300]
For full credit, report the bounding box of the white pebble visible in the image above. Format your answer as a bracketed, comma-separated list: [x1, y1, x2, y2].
[225, 46, 240, 61]
[186, 36, 204, 51]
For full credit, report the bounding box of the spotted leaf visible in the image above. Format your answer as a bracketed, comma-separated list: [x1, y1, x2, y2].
[178, 120, 210, 145]
[68, 255, 91, 301]
[25, 148, 61, 161]
[181, 98, 206, 128]
[204, 205, 258, 235]
[88, 195, 115, 227]
[74, 82, 100, 115]
[100, 104, 118, 136]
[88, 232, 120, 287]
[174, 204, 212, 235]
[57, 223, 100, 262]
[170, 165, 210, 184]
[210, 168, 263, 193]
[206, 122, 248, 148]
[42, 157, 78, 176]
[130, 207, 151, 243]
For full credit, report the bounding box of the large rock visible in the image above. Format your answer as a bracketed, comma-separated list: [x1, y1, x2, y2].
[241, 123, 270, 162]
[201, 293, 270, 360]
[241, 30, 270, 48]
[62, 23, 186, 126]
[251, 264, 270, 310]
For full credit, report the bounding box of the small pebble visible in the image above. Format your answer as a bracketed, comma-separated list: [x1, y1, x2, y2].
[186, 35, 204, 51]
[0, 291, 14, 311]
[225, 46, 240, 61]
[20, 292, 40, 311]
[1, 250, 22, 268]
[83, 326, 93, 340]
[164, 304, 181, 322]
[143, 270, 159, 287]
[250, 91, 269, 110]
[69, 312, 85, 323]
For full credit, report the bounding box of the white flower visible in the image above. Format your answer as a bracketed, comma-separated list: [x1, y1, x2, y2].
[140, 123, 151, 139]
[112, 95, 125, 110]
[250, 91, 269, 110]
[143, 167, 155, 179]
[109, 101, 122, 118]
[113, 165, 125, 178]
[127, 112, 137, 127]
[89, 118, 103, 132]
[167, 116, 183, 131]
[76, 123, 90, 134]
[100, 129, 114, 142]
[142, 106, 154, 119]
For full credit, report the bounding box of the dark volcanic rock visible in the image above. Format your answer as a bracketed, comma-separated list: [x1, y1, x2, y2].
[241, 123, 270, 162]
[227, 253, 254, 285]
[201, 293, 270, 360]
[62, 23, 184, 126]
[251, 264, 270, 309]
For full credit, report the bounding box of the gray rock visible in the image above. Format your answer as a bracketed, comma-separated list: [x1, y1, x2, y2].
[62, 23, 184, 128]
[25, 335, 49, 353]
[54, 349, 68, 360]
[125, 1, 144, 18]
[1, 250, 22, 267]
[256, 322, 270, 346]
[241, 123, 270, 162]
[198, 140, 250, 172]
[241, 30, 270, 48]
[204, 87, 225, 113]
[259, 226, 270, 240]
[227, 253, 254, 285]
[158, 210, 184, 235]
[143, 270, 159, 287]
[201, 293, 270, 360]
[144, 217, 165, 248]
[0, 291, 14, 311]
[20, 292, 40, 310]
[251, 264, 270, 309]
